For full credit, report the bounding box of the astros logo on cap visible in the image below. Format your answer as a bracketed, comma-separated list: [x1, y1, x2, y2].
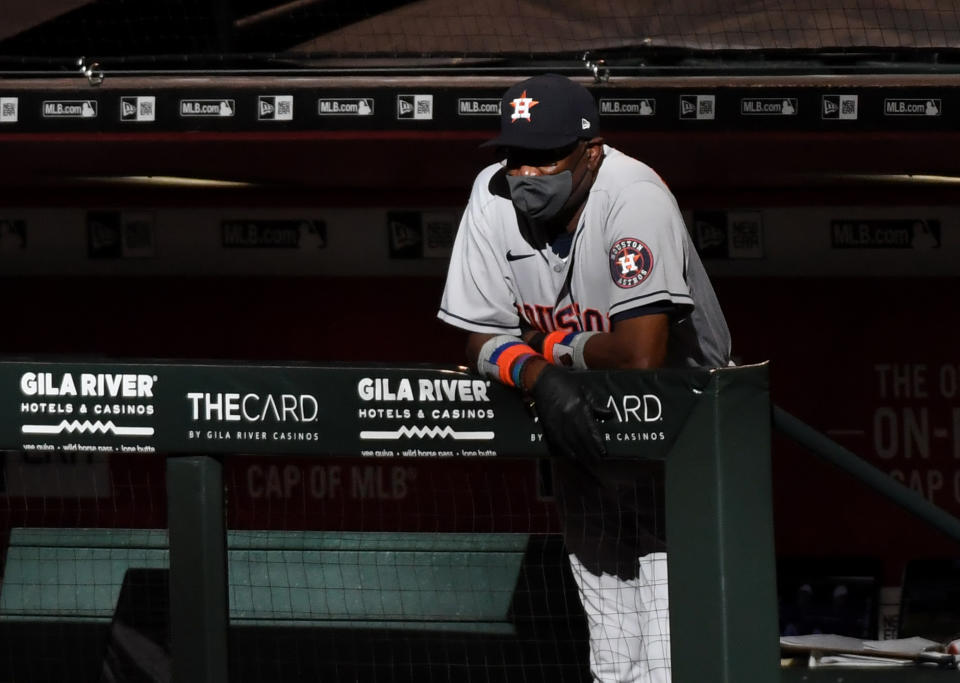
[510, 90, 539, 122]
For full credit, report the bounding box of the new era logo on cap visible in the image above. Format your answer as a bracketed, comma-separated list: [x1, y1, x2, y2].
[484, 74, 599, 150]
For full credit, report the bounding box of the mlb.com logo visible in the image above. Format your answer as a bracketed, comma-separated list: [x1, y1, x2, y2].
[822, 94, 858, 120]
[258, 95, 293, 121]
[599, 98, 655, 116]
[397, 94, 433, 120]
[120, 96, 155, 122]
[318, 98, 374, 116]
[180, 99, 235, 117]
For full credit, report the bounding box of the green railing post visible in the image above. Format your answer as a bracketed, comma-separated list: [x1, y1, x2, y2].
[666, 364, 780, 682]
[166, 455, 229, 683]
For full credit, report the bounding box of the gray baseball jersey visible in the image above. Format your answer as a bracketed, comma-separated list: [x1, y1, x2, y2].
[439, 145, 731, 369]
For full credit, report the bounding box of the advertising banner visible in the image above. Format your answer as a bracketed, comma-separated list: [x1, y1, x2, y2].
[1, 361, 717, 460]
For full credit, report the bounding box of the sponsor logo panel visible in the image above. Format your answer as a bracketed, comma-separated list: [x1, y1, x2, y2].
[186, 390, 322, 446]
[221, 219, 326, 248]
[317, 97, 374, 116]
[17, 370, 159, 456]
[883, 98, 941, 116]
[43, 100, 97, 119]
[727, 212, 765, 258]
[830, 219, 942, 249]
[120, 212, 156, 257]
[679, 95, 715, 120]
[457, 98, 501, 116]
[693, 211, 728, 258]
[120, 96, 155, 122]
[180, 99, 235, 117]
[740, 97, 797, 116]
[2, 363, 701, 460]
[87, 211, 156, 258]
[87, 211, 122, 258]
[258, 95, 294, 121]
[355, 376, 497, 457]
[397, 94, 433, 120]
[692, 210, 765, 259]
[599, 98, 655, 116]
[387, 211, 422, 259]
[822, 94, 858, 120]
[0, 97, 18, 123]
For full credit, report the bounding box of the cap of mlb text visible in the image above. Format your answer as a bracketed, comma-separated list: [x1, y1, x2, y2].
[482, 74, 599, 150]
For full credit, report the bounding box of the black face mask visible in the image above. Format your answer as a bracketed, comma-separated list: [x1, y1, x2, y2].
[505, 170, 573, 222]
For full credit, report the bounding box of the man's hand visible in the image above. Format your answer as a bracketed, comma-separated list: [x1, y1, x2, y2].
[529, 365, 613, 466]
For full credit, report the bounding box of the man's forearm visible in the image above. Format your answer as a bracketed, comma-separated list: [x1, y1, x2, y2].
[580, 328, 667, 369]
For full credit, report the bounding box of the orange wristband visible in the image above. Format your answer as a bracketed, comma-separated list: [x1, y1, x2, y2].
[494, 343, 536, 385]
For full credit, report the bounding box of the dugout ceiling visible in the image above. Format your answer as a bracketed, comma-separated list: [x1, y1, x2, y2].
[5, 0, 960, 56]
[293, 0, 960, 54]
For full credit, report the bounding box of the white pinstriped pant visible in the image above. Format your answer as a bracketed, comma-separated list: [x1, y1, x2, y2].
[568, 552, 671, 683]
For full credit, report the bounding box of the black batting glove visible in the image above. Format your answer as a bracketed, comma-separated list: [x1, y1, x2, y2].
[529, 365, 613, 467]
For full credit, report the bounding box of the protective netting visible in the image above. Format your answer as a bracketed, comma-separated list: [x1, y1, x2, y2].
[0, 456, 575, 682]
[2, 0, 960, 67]
[0, 451, 671, 681]
[0, 453, 169, 683]
[220, 456, 610, 683]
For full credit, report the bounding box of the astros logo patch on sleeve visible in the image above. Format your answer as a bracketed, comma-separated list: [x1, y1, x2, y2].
[608, 238, 654, 288]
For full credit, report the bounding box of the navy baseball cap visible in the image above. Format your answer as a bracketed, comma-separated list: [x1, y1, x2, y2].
[482, 74, 600, 150]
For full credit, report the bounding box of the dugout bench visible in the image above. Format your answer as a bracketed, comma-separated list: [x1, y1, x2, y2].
[0, 528, 527, 631]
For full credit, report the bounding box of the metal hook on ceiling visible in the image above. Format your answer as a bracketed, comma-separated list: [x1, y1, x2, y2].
[582, 52, 609, 83]
[77, 57, 104, 86]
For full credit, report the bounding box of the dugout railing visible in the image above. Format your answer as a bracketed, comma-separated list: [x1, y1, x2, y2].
[0, 359, 777, 682]
[774, 408, 960, 681]
[5, 360, 960, 680]
[5, 359, 959, 680]
[166, 362, 779, 683]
